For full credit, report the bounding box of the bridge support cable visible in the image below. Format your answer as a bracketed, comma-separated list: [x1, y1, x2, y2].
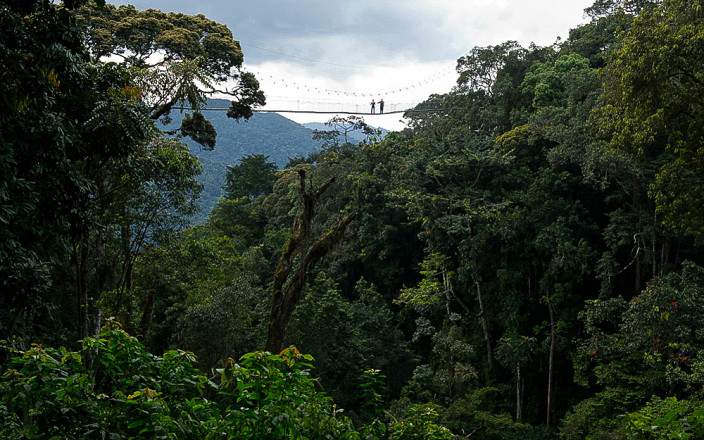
[172, 106, 444, 115]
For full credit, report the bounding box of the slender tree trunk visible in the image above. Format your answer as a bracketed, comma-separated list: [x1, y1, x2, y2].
[445, 271, 471, 315]
[475, 279, 493, 376]
[546, 301, 556, 427]
[94, 309, 102, 336]
[118, 221, 135, 331]
[94, 228, 115, 337]
[443, 270, 452, 316]
[516, 364, 522, 420]
[660, 239, 669, 275]
[635, 253, 641, 293]
[521, 367, 526, 419]
[75, 240, 90, 340]
[633, 190, 642, 293]
[443, 270, 455, 397]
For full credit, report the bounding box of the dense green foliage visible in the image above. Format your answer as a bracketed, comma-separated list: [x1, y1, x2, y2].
[225, 154, 278, 200]
[76, 2, 265, 145]
[0, 326, 453, 438]
[0, 326, 359, 439]
[3, 0, 704, 438]
[0, 0, 201, 342]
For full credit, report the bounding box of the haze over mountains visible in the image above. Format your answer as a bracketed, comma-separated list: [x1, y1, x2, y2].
[167, 100, 389, 222]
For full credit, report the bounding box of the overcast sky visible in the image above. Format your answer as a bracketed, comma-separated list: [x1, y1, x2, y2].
[114, 0, 595, 130]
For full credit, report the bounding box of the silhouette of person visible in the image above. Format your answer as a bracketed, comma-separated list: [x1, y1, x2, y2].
[370, 99, 376, 114]
[379, 98, 385, 114]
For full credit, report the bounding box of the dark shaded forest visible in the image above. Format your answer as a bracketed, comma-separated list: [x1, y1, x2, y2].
[2, 0, 704, 438]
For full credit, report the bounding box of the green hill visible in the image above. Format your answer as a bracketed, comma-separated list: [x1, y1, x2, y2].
[165, 100, 321, 222]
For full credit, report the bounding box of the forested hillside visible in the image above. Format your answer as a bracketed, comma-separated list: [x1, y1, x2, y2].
[2, 0, 704, 439]
[165, 100, 323, 222]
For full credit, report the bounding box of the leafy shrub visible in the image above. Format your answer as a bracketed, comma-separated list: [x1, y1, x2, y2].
[0, 326, 359, 439]
[624, 397, 704, 440]
[388, 404, 454, 440]
[560, 387, 642, 440]
[443, 387, 550, 440]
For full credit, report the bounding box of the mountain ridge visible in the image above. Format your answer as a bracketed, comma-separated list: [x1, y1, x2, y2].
[166, 100, 392, 222]
[165, 99, 322, 222]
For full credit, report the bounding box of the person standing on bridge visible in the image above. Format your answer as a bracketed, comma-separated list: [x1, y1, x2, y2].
[370, 99, 376, 114]
[379, 98, 385, 114]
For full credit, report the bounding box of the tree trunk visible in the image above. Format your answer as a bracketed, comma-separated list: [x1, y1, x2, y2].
[75, 240, 90, 340]
[94, 228, 117, 337]
[635, 252, 641, 293]
[443, 270, 452, 316]
[660, 239, 669, 275]
[265, 170, 351, 352]
[94, 309, 102, 336]
[266, 215, 352, 352]
[516, 363, 522, 420]
[266, 314, 287, 354]
[443, 270, 454, 397]
[475, 279, 493, 376]
[546, 301, 556, 427]
[118, 221, 135, 331]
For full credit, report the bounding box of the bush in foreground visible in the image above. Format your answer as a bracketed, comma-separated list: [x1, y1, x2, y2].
[0, 325, 357, 439]
[0, 325, 455, 439]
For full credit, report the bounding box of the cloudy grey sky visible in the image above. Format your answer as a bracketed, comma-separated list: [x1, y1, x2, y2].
[114, 0, 595, 129]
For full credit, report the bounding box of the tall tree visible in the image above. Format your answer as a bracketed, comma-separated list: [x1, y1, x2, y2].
[598, 0, 704, 237]
[77, 3, 266, 148]
[266, 169, 352, 352]
[0, 0, 152, 340]
[224, 154, 277, 200]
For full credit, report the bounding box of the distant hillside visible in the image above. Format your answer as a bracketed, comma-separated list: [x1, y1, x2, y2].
[164, 100, 394, 223]
[165, 99, 321, 222]
[302, 122, 389, 144]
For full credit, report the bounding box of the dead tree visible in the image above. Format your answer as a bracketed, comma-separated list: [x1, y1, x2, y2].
[265, 169, 352, 352]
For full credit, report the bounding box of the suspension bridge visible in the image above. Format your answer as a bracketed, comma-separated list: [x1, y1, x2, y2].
[254, 109, 420, 115]
[230, 43, 459, 115]
[186, 105, 444, 116]
[242, 78, 452, 115]
[192, 38, 465, 116]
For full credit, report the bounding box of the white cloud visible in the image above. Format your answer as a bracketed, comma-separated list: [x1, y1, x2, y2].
[244, 59, 456, 130]
[242, 0, 593, 130]
[113, 0, 596, 130]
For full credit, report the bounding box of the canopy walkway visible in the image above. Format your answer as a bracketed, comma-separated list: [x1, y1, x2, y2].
[181, 106, 443, 115]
